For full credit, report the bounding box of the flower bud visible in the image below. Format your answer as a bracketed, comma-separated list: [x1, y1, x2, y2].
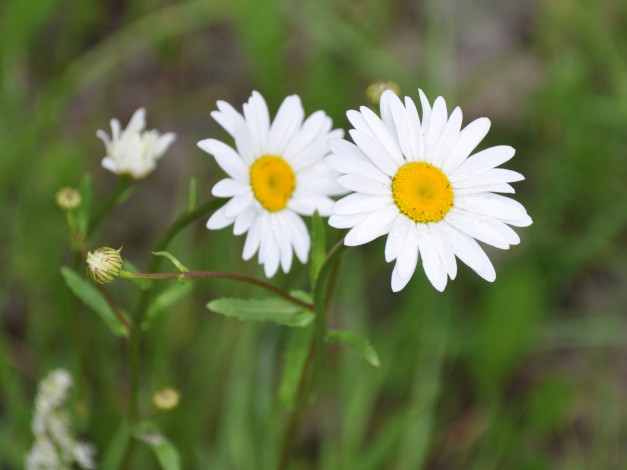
[55, 187, 81, 210]
[153, 388, 180, 411]
[366, 80, 400, 105]
[86, 247, 123, 284]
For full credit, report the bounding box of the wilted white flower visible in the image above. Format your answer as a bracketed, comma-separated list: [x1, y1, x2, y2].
[327, 89, 532, 292]
[198, 91, 344, 277]
[97, 107, 176, 179]
[26, 369, 97, 470]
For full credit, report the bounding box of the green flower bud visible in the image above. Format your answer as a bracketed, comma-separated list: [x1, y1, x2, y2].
[86, 247, 123, 284]
[55, 187, 81, 210]
[366, 80, 400, 105]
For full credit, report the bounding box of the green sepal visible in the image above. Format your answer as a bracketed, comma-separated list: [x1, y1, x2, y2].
[326, 329, 380, 367]
[152, 251, 189, 273]
[60, 267, 129, 337]
[310, 210, 326, 286]
[279, 322, 315, 409]
[207, 291, 313, 327]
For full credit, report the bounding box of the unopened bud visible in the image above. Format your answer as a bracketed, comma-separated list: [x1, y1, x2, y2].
[55, 187, 81, 210]
[366, 80, 400, 105]
[153, 388, 180, 411]
[86, 247, 123, 284]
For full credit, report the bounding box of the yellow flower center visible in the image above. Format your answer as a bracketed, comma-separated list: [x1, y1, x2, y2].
[249, 155, 296, 212]
[392, 162, 454, 223]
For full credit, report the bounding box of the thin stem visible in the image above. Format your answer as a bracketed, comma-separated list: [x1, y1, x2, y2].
[120, 270, 313, 311]
[277, 236, 346, 470]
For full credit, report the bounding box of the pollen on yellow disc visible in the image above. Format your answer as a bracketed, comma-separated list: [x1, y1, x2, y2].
[392, 162, 454, 223]
[250, 155, 296, 212]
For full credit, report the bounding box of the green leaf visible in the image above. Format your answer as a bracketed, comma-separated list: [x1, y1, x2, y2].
[310, 211, 326, 285]
[143, 282, 194, 329]
[134, 423, 181, 470]
[152, 251, 189, 273]
[279, 323, 315, 409]
[326, 330, 380, 367]
[101, 419, 132, 470]
[60, 267, 129, 337]
[123, 260, 152, 290]
[207, 293, 314, 327]
[75, 173, 92, 237]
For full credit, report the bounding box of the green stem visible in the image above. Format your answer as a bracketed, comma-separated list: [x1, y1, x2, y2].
[119, 270, 313, 311]
[277, 237, 345, 470]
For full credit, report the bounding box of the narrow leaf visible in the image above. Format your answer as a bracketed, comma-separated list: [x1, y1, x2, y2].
[101, 419, 132, 470]
[152, 251, 189, 273]
[75, 173, 92, 237]
[326, 330, 380, 367]
[279, 323, 315, 409]
[135, 424, 181, 470]
[207, 295, 314, 327]
[188, 177, 197, 211]
[143, 282, 194, 329]
[310, 211, 326, 285]
[60, 267, 129, 337]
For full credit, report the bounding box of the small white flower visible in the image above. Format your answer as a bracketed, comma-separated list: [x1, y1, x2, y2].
[327, 89, 532, 292]
[198, 91, 344, 277]
[97, 108, 176, 179]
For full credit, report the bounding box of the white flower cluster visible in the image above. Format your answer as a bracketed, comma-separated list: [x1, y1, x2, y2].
[25, 369, 97, 470]
[97, 108, 176, 180]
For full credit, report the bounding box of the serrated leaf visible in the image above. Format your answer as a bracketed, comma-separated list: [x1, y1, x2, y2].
[101, 419, 132, 470]
[279, 323, 315, 409]
[134, 423, 181, 470]
[123, 260, 152, 290]
[326, 330, 380, 367]
[310, 211, 326, 285]
[207, 294, 314, 327]
[143, 282, 194, 329]
[60, 267, 129, 337]
[152, 251, 189, 273]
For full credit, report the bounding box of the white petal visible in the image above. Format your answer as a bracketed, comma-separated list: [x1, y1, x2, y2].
[391, 264, 412, 292]
[424, 96, 448, 163]
[441, 117, 491, 174]
[326, 145, 390, 185]
[454, 193, 529, 224]
[233, 206, 256, 235]
[288, 193, 335, 216]
[211, 178, 249, 197]
[283, 111, 330, 160]
[337, 175, 390, 196]
[344, 205, 398, 246]
[379, 90, 397, 137]
[243, 91, 270, 155]
[432, 107, 462, 167]
[223, 193, 253, 218]
[127, 108, 146, 133]
[333, 193, 391, 215]
[429, 222, 457, 280]
[211, 100, 243, 135]
[453, 169, 524, 188]
[96, 130, 111, 147]
[197, 139, 248, 180]
[385, 215, 412, 262]
[155, 132, 176, 157]
[207, 206, 234, 230]
[359, 106, 404, 166]
[243, 216, 262, 260]
[454, 184, 515, 195]
[349, 129, 399, 176]
[440, 221, 496, 281]
[446, 208, 510, 249]
[395, 225, 419, 279]
[388, 93, 413, 161]
[405, 96, 423, 162]
[416, 224, 448, 291]
[450, 145, 516, 182]
[284, 211, 310, 263]
[268, 95, 304, 155]
[101, 157, 118, 174]
[418, 89, 432, 139]
[328, 212, 370, 229]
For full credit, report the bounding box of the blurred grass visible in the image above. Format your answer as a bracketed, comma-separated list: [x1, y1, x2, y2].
[1, 0, 626, 469]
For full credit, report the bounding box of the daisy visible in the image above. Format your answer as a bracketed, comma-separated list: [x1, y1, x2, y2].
[327, 89, 532, 292]
[97, 108, 176, 179]
[198, 91, 344, 277]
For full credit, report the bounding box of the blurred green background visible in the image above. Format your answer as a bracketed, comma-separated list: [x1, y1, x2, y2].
[1, 0, 626, 468]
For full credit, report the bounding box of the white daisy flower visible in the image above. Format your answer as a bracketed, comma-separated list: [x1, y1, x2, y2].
[97, 107, 176, 179]
[198, 91, 344, 277]
[327, 89, 532, 292]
